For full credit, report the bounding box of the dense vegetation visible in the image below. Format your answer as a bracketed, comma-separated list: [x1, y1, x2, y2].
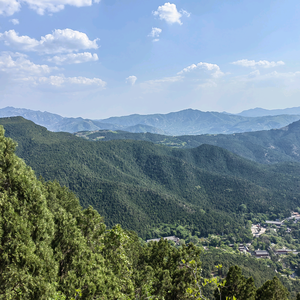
[0, 126, 204, 299]
[1, 125, 299, 299]
[76, 118, 300, 164]
[2, 117, 300, 240]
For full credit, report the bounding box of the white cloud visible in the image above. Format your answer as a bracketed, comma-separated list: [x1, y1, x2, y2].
[232, 70, 300, 86]
[180, 9, 190, 17]
[248, 70, 260, 78]
[0, 0, 100, 16]
[153, 3, 189, 25]
[140, 75, 183, 92]
[250, 71, 300, 81]
[9, 18, 19, 25]
[198, 79, 217, 89]
[0, 51, 106, 91]
[148, 27, 162, 38]
[48, 52, 98, 65]
[126, 75, 137, 86]
[178, 62, 224, 78]
[232, 59, 285, 68]
[0, 52, 53, 76]
[148, 27, 162, 42]
[0, 29, 99, 54]
[37, 75, 106, 88]
[0, 0, 20, 16]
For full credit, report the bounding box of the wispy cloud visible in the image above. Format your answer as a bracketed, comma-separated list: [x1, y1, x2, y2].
[0, 52, 106, 90]
[9, 18, 19, 25]
[231, 59, 285, 68]
[37, 75, 106, 88]
[178, 62, 224, 78]
[0, 0, 100, 16]
[140, 75, 183, 92]
[0, 29, 99, 54]
[148, 27, 162, 42]
[48, 52, 98, 65]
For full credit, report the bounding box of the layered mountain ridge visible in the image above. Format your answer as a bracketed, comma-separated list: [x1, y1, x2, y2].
[76, 119, 300, 164]
[2, 106, 300, 135]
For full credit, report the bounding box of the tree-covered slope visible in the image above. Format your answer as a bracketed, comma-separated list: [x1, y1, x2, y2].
[0, 125, 208, 300]
[2, 117, 300, 240]
[76, 119, 300, 164]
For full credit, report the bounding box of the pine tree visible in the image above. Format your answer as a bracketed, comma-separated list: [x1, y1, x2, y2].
[215, 265, 256, 300]
[255, 276, 289, 300]
[0, 127, 57, 299]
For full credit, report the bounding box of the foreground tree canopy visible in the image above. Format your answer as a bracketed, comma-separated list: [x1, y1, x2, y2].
[0, 127, 202, 299]
[0, 126, 297, 299]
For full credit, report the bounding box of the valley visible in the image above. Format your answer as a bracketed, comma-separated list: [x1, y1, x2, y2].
[2, 115, 300, 298]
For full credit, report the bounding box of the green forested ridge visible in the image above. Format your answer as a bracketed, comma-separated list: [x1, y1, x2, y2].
[1, 124, 299, 300]
[1, 117, 300, 240]
[76, 118, 300, 164]
[0, 125, 204, 299]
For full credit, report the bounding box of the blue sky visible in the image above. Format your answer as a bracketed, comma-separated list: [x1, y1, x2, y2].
[0, 0, 300, 118]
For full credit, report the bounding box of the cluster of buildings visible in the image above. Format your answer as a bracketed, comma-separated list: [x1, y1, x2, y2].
[288, 212, 300, 223]
[254, 248, 298, 258]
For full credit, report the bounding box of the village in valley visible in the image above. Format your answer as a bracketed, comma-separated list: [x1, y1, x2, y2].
[146, 211, 300, 279]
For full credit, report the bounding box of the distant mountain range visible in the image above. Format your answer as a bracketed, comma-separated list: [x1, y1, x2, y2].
[0, 107, 167, 135]
[238, 106, 300, 117]
[2, 106, 300, 136]
[76, 119, 300, 165]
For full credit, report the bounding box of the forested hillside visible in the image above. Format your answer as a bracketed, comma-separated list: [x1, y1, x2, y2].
[2, 117, 300, 240]
[1, 124, 296, 300]
[76, 119, 300, 164]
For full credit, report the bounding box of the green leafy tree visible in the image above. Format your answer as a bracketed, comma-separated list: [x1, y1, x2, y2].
[255, 276, 289, 300]
[215, 266, 256, 300]
[0, 128, 57, 299]
[134, 239, 201, 299]
[0, 127, 135, 299]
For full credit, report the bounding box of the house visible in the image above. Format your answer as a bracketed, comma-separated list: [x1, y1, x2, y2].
[254, 250, 269, 258]
[265, 221, 283, 227]
[292, 212, 300, 217]
[275, 249, 293, 255]
[146, 236, 180, 244]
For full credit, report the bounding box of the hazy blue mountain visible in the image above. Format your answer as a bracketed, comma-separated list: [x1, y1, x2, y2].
[0, 107, 164, 134]
[0, 106, 64, 129]
[2, 106, 300, 135]
[100, 109, 300, 135]
[238, 106, 300, 117]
